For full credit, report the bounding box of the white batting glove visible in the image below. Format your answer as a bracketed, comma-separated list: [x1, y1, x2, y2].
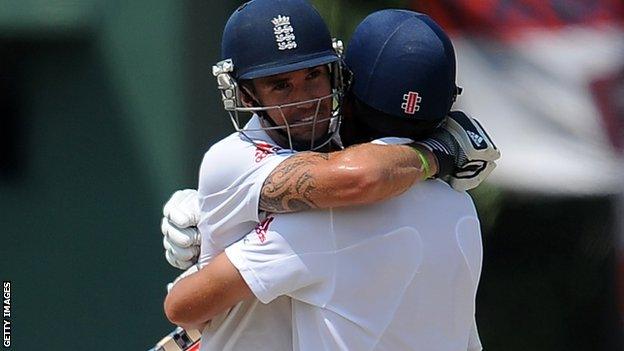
[418, 111, 500, 191]
[162, 189, 202, 270]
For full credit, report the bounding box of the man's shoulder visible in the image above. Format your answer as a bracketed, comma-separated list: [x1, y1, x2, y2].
[407, 180, 476, 208]
[397, 180, 478, 222]
[333, 180, 476, 225]
[205, 132, 252, 157]
[202, 132, 287, 164]
[197, 133, 292, 195]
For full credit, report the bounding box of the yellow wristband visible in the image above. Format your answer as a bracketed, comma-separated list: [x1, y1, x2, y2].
[410, 146, 433, 179]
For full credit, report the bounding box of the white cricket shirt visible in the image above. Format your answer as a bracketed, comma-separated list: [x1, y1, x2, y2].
[196, 115, 295, 351]
[226, 180, 484, 351]
[197, 115, 295, 265]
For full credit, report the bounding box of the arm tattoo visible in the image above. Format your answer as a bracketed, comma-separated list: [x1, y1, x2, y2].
[259, 152, 330, 213]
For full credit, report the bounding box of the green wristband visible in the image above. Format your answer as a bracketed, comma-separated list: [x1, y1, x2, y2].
[410, 145, 433, 179]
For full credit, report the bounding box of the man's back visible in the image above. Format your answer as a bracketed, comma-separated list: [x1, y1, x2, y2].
[226, 180, 483, 350]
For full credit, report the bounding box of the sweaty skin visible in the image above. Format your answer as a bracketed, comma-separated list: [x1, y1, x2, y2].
[259, 143, 438, 213]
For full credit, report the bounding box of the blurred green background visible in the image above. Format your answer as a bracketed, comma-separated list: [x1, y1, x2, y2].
[1, 0, 622, 350]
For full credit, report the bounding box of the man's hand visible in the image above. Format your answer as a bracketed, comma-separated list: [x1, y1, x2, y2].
[417, 111, 500, 191]
[162, 189, 202, 270]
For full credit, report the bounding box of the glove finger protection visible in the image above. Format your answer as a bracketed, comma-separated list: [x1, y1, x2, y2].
[443, 111, 500, 191]
[161, 217, 201, 248]
[416, 111, 500, 191]
[450, 161, 498, 191]
[163, 189, 201, 228]
[165, 249, 195, 270]
[163, 236, 200, 262]
[444, 111, 500, 163]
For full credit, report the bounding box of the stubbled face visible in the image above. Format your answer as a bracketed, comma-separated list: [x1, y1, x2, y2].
[246, 65, 333, 149]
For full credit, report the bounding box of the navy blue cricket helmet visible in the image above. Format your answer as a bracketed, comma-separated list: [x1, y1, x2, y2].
[214, 0, 348, 151]
[222, 0, 339, 80]
[345, 10, 459, 126]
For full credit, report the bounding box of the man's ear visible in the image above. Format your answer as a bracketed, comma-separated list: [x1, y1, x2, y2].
[239, 83, 257, 107]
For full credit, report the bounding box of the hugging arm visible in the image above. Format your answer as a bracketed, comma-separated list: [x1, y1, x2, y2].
[259, 143, 437, 213]
[259, 111, 500, 213]
[164, 253, 252, 330]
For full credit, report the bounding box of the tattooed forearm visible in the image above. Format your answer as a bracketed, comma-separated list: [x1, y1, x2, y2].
[259, 152, 330, 213]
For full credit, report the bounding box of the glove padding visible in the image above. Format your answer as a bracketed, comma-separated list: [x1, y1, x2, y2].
[417, 111, 500, 191]
[162, 189, 202, 270]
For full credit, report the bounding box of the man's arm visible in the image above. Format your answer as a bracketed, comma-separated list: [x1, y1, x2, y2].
[259, 143, 437, 213]
[260, 111, 500, 213]
[164, 213, 326, 328]
[164, 252, 252, 330]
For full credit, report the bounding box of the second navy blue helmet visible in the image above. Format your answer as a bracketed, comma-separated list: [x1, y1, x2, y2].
[345, 10, 460, 124]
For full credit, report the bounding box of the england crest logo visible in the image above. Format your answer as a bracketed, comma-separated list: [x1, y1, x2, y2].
[272, 15, 297, 50]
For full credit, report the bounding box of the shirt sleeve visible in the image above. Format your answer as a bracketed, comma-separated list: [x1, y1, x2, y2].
[197, 137, 293, 264]
[224, 213, 333, 304]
